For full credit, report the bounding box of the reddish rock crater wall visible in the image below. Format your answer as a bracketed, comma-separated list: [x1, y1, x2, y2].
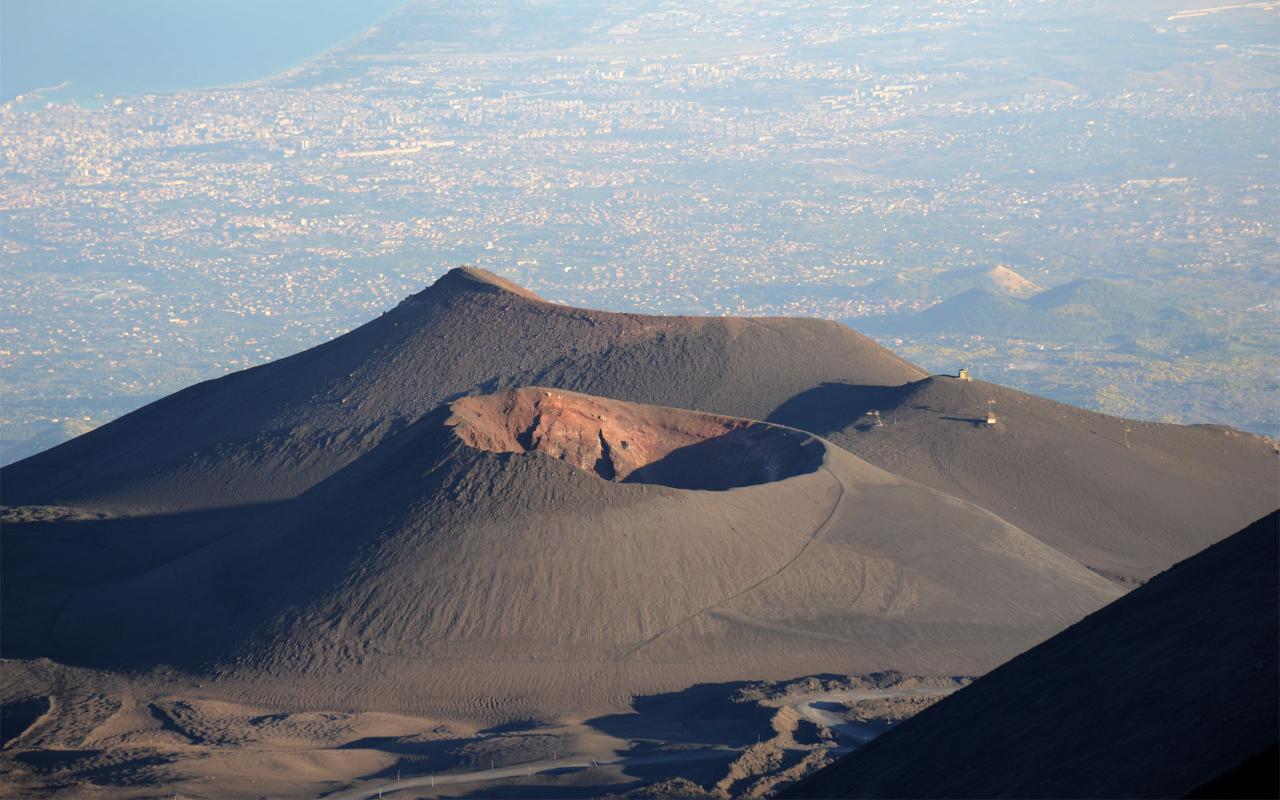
[447, 388, 823, 490]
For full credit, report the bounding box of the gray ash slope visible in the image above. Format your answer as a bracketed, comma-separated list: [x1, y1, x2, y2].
[3, 266, 1273, 586]
[770, 376, 1277, 583]
[2, 390, 1122, 718]
[780, 511, 1280, 800]
[0, 267, 924, 513]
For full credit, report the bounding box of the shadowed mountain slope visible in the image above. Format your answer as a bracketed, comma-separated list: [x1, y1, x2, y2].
[1, 390, 1122, 719]
[770, 376, 1277, 583]
[780, 511, 1280, 800]
[0, 267, 925, 513]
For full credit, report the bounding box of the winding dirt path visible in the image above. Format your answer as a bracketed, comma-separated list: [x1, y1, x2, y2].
[620, 462, 848, 661]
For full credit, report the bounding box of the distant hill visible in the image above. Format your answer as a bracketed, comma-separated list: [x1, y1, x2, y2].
[780, 511, 1280, 799]
[978, 265, 1043, 298]
[717, 264, 1040, 310]
[861, 277, 1213, 350]
[860, 265, 1043, 304]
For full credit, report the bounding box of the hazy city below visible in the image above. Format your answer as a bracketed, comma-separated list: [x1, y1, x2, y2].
[2, 0, 1277, 463]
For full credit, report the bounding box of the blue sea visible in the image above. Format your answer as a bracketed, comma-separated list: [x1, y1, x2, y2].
[1, 0, 405, 101]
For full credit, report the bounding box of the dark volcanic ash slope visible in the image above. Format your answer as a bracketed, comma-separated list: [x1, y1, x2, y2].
[0, 267, 924, 513]
[4, 268, 1271, 587]
[780, 511, 1280, 800]
[2, 390, 1121, 718]
[771, 376, 1277, 583]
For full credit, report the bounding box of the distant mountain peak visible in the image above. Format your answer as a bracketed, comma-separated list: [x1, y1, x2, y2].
[984, 265, 1042, 298]
[0, 269, 924, 512]
[862, 264, 1042, 303]
[416, 266, 548, 304]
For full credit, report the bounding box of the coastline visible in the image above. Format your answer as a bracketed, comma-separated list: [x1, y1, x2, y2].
[2, 0, 410, 106]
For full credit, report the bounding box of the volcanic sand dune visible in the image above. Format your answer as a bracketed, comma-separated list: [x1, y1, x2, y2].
[770, 376, 1278, 582]
[4, 390, 1120, 721]
[781, 511, 1280, 799]
[0, 267, 924, 514]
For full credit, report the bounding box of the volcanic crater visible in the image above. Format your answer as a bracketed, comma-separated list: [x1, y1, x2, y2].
[447, 388, 824, 490]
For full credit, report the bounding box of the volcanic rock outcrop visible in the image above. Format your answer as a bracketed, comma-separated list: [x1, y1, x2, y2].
[448, 388, 822, 489]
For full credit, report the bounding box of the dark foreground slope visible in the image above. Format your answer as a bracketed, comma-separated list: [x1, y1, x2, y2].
[781, 511, 1280, 800]
[2, 390, 1121, 718]
[0, 268, 924, 513]
[771, 376, 1277, 582]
